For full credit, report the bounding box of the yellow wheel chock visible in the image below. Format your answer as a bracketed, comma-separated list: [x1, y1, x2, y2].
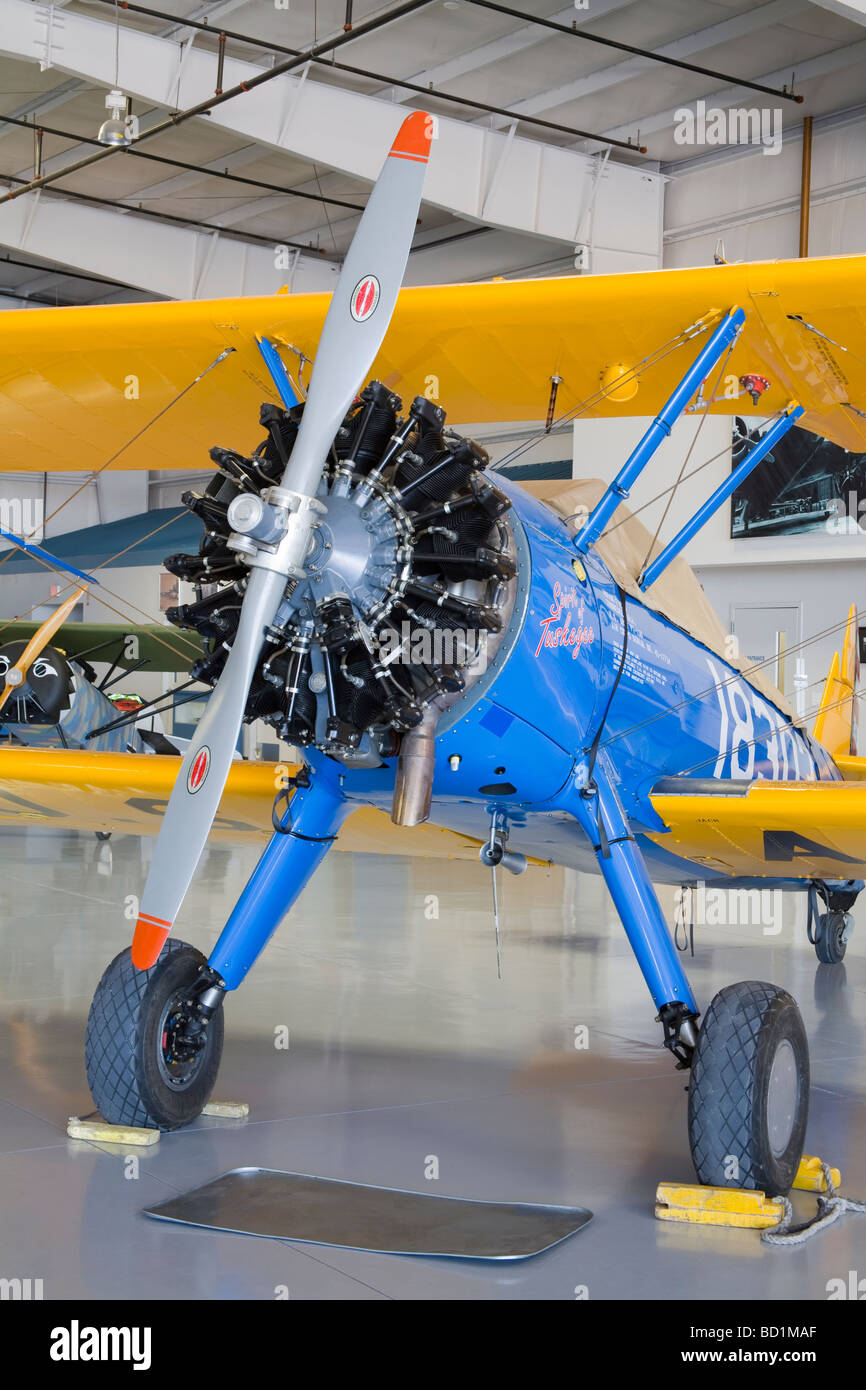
[66, 1100, 248, 1146]
[201, 1099, 249, 1119]
[655, 1156, 843, 1229]
[655, 1182, 783, 1229]
[67, 1116, 160, 1147]
[791, 1153, 841, 1192]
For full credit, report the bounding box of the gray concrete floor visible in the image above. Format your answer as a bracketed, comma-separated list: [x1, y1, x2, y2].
[0, 827, 864, 1300]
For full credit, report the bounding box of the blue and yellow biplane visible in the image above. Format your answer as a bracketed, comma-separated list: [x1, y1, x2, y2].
[1, 112, 865, 1195]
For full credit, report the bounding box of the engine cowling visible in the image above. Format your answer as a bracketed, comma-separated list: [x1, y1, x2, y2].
[164, 383, 519, 788]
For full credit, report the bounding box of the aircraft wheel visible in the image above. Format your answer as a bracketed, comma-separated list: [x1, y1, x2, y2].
[687, 981, 809, 1197]
[813, 910, 850, 965]
[85, 939, 224, 1130]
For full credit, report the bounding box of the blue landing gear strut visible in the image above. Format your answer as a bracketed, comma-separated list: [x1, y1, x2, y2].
[84, 756, 351, 1131]
[560, 753, 700, 1068]
[207, 755, 353, 992]
[561, 757, 813, 1194]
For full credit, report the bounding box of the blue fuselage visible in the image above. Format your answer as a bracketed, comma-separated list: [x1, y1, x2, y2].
[342, 475, 839, 886]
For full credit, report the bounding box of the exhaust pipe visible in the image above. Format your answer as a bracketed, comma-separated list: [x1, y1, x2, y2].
[391, 709, 438, 826]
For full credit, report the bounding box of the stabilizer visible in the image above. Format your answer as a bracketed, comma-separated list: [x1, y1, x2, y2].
[813, 603, 859, 758]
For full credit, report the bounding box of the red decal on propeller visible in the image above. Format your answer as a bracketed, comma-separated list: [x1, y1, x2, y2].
[187, 746, 211, 794]
[351, 275, 380, 322]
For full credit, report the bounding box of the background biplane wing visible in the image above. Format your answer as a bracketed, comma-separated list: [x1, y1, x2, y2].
[1, 255, 866, 474]
[0, 619, 204, 672]
[812, 604, 860, 760]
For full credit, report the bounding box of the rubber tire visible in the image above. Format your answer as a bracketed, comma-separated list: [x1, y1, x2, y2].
[687, 981, 809, 1197]
[814, 911, 848, 965]
[85, 939, 224, 1131]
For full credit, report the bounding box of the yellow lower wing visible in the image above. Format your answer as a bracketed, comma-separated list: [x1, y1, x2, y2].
[0, 748, 482, 860]
[649, 777, 866, 879]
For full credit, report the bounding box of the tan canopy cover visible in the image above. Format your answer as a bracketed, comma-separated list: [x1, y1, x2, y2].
[523, 479, 793, 718]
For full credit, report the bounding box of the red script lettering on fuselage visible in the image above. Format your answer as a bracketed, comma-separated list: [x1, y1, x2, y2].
[535, 582, 594, 661]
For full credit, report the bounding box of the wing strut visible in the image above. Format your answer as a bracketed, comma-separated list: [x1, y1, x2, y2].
[573, 306, 745, 554]
[639, 401, 804, 590]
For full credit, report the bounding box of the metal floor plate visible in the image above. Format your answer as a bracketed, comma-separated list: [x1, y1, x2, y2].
[143, 1168, 593, 1260]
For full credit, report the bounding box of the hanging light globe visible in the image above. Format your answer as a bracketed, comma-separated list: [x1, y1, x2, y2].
[98, 89, 132, 147]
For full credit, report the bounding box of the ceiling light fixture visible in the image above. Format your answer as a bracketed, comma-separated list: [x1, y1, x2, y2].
[97, 2, 137, 146]
[97, 89, 135, 146]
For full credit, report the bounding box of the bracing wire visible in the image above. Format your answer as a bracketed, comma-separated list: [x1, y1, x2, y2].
[0, 345, 235, 573]
[493, 313, 725, 474]
[671, 687, 863, 780]
[0, 518, 205, 667]
[597, 607, 866, 755]
[0, 347, 239, 662]
[638, 338, 736, 574]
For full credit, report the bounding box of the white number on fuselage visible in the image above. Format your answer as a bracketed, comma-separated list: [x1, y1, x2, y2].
[706, 659, 813, 781]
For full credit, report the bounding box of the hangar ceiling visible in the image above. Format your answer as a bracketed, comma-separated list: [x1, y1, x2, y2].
[0, 0, 864, 307]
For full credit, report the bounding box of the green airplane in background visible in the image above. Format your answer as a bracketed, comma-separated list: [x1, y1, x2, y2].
[0, 607, 205, 754]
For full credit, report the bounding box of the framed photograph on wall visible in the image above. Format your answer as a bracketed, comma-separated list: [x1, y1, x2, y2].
[730, 419, 866, 538]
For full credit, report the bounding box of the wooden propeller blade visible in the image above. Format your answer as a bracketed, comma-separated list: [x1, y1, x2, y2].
[0, 586, 87, 716]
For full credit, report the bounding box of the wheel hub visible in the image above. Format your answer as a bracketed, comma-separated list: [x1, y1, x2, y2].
[767, 1037, 798, 1157]
[158, 995, 206, 1089]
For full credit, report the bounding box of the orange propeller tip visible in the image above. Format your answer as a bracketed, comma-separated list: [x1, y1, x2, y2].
[390, 110, 435, 163]
[131, 915, 171, 970]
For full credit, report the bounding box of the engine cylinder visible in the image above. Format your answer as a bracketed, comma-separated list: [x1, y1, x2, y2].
[164, 381, 519, 770]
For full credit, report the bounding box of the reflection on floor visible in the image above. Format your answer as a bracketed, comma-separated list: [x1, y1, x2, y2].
[0, 827, 863, 1300]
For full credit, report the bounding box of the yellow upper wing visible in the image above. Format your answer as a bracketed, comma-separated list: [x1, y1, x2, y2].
[3, 255, 866, 472]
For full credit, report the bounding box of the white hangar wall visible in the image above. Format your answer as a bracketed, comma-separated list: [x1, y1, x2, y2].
[663, 107, 866, 268]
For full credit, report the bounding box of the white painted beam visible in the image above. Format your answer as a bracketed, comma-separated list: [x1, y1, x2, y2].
[0, 187, 337, 298]
[0, 0, 661, 254]
[808, 0, 866, 24]
[0, 0, 252, 147]
[130, 4, 631, 219]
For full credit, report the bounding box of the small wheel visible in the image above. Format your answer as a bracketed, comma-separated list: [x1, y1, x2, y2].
[85, 939, 224, 1130]
[814, 910, 850, 965]
[688, 981, 809, 1197]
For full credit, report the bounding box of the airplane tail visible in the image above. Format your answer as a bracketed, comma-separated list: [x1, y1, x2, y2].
[812, 604, 859, 758]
